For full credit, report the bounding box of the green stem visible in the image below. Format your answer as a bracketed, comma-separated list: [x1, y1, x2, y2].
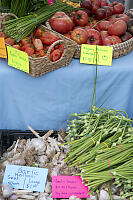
[108, 183, 113, 200]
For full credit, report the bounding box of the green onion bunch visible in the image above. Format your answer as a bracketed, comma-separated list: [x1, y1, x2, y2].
[3, 1, 78, 41]
[81, 159, 133, 195]
[64, 107, 133, 167]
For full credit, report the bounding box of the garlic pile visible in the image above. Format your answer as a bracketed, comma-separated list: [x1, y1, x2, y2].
[0, 128, 90, 200]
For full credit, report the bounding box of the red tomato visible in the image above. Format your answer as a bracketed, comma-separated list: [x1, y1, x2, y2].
[108, 14, 129, 24]
[21, 43, 32, 51]
[50, 49, 62, 62]
[90, 0, 101, 14]
[25, 47, 35, 56]
[108, 20, 127, 36]
[41, 32, 59, 45]
[103, 35, 122, 45]
[109, 2, 125, 14]
[57, 43, 65, 53]
[0, 32, 7, 39]
[64, 33, 71, 39]
[86, 29, 101, 45]
[95, 8, 106, 20]
[20, 37, 31, 46]
[84, 25, 91, 31]
[32, 39, 43, 51]
[73, 26, 86, 30]
[73, 10, 89, 27]
[12, 44, 21, 50]
[5, 38, 15, 46]
[80, 0, 92, 10]
[70, 28, 88, 45]
[50, 12, 73, 34]
[34, 27, 45, 38]
[36, 50, 47, 57]
[100, 31, 109, 41]
[97, 20, 110, 31]
[100, 0, 108, 8]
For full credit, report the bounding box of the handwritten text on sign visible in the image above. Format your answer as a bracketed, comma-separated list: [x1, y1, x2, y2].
[2, 165, 48, 192]
[80, 44, 113, 66]
[0, 37, 7, 58]
[7, 46, 29, 73]
[52, 176, 90, 198]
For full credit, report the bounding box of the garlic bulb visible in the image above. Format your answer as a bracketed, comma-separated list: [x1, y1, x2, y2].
[11, 158, 26, 165]
[99, 190, 110, 200]
[30, 138, 46, 155]
[2, 184, 13, 198]
[38, 155, 47, 165]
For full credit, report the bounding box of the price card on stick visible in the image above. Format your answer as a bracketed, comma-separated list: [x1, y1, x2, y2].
[80, 44, 113, 66]
[0, 37, 7, 58]
[52, 175, 90, 198]
[2, 165, 48, 192]
[7, 46, 29, 73]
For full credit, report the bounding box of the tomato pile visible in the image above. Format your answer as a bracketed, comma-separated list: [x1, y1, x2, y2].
[49, 0, 133, 46]
[0, 28, 65, 62]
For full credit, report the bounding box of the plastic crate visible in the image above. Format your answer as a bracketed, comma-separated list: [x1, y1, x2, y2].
[0, 130, 58, 156]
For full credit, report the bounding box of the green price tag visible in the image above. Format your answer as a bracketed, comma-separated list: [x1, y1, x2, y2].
[7, 46, 29, 73]
[80, 44, 113, 66]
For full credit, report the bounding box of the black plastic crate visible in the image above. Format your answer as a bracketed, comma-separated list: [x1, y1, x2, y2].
[0, 129, 58, 156]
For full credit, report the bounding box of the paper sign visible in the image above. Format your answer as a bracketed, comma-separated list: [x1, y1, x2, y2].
[7, 46, 29, 73]
[2, 165, 48, 192]
[80, 44, 113, 66]
[0, 37, 7, 58]
[52, 176, 90, 198]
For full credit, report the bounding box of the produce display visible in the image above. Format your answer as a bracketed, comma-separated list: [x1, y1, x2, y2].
[0, 1, 133, 200]
[0, 27, 65, 61]
[2, 1, 78, 41]
[48, 0, 133, 46]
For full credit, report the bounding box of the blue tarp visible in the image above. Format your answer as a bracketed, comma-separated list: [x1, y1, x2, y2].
[0, 51, 133, 130]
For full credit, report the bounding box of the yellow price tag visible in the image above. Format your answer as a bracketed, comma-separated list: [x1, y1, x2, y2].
[80, 44, 113, 66]
[7, 46, 29, 73]
[0, 37, 7, 58]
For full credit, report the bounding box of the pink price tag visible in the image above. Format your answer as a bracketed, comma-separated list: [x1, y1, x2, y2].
[52, 176, 90, 198]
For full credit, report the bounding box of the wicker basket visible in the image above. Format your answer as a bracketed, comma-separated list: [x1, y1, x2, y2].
[0, 13, 77, 77]
[46, 9, 133, 59]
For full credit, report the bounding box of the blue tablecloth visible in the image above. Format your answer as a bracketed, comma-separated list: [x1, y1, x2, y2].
[0, 51, 133, 130]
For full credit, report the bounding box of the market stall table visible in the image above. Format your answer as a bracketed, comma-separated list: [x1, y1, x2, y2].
[0, 51, 133, 130]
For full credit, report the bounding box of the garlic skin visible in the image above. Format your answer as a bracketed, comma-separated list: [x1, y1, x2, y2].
[69, 195, 81, 200]
[29, 138, 46, 155]
[112, 195, 121, 200]
[2, 184, 13, 198]
[9, 194, 18, 200]
[37, 193, 50, 200]
[45, 182, 52, 194]
[38, 155, 48, 167]
[11, 158, 26, 166]
[99, 190, 110, 200]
